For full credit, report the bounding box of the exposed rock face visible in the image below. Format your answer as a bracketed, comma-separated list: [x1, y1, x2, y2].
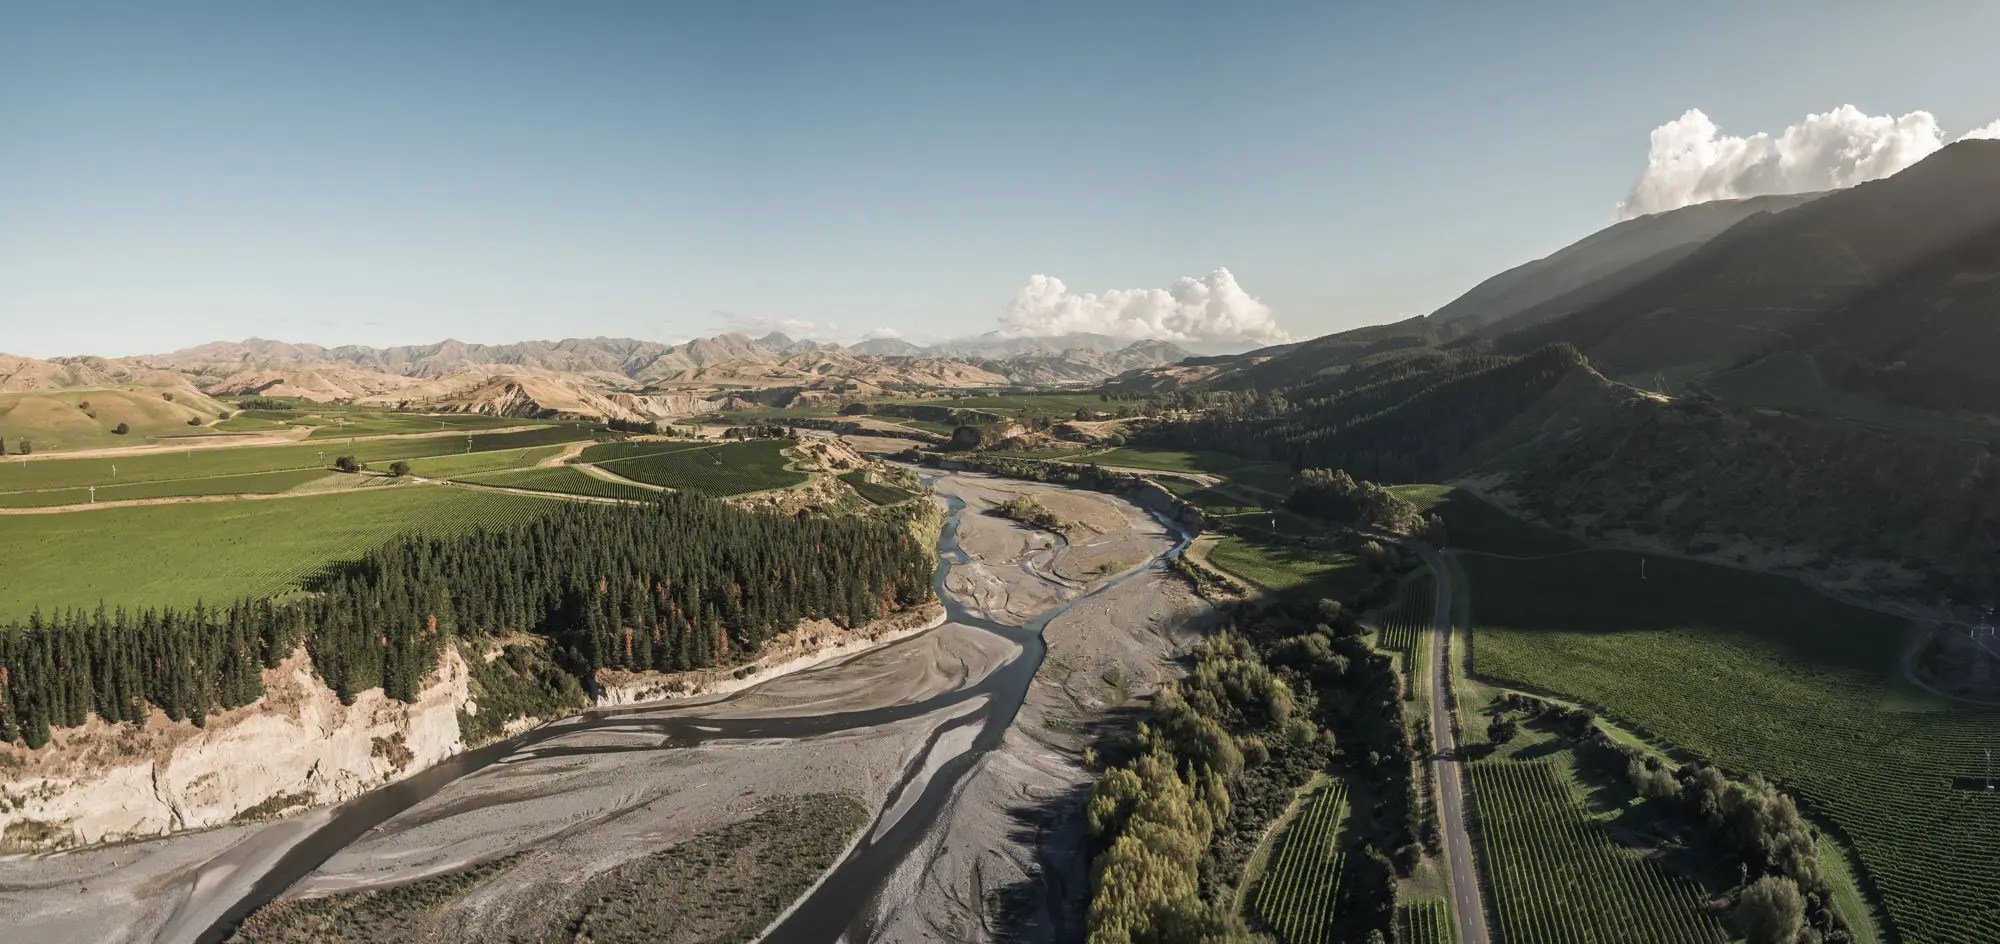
[0, 649, 470, 852]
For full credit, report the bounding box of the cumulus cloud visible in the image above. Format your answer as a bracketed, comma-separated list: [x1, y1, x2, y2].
[860, 327, 904, 340]
[1000, 267, 1291, 346]
[1616, 105, 2000, 219]
[1962, 120, 2000, 141]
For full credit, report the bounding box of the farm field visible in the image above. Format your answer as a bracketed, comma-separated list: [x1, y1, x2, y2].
[1374, 571, 1434, 706]
[0, 426, 591, 492]
[1700, 351, 2000, 443]
[0, 468, 333, 508]
[1462, 548, 2000, 944]
[1388, 484, 1584, 556]
[1396, 900, 1452, 944]
[399, 444, 568, 479]
[574, 439, 715, 464]
[1249, 780, 1349, 944]
[456, 466, 662, 502]
[594, 439, 806, 496]
[1081, 447, 1295, 495]
[302, 411, 536, 439]
[1199, 532, 1369, 601]
[1466, 761, 1727, 944]
[0, 485, 560, 619]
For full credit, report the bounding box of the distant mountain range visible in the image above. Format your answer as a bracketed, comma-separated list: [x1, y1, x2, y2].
[0, 332, 1193, 432]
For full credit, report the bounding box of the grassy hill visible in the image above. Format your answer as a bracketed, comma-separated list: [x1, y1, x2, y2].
[0, 386, 232, 453]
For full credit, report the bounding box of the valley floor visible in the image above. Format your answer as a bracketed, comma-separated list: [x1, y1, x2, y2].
[0, 470, 1209, 944]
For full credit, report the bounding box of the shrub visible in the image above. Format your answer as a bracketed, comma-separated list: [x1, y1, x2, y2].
[388, 460, 412, 477]
[334, 455, 363, 473]
[111, 422, 131, 435]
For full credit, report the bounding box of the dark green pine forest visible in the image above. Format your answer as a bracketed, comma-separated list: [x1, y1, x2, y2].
[0, 493, 934, 749]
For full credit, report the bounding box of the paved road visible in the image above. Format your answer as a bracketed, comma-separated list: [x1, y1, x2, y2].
[1415, 545, 1492, 944]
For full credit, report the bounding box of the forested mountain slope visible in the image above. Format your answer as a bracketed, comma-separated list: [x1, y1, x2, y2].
[1431, 192, 1821, 330]
[1497, 140, 2000, 382]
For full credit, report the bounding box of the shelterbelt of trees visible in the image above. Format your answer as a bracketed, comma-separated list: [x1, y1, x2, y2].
[0, 494, 934, 749]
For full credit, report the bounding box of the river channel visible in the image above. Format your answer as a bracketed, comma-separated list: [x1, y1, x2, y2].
[170, 471, 1191, 943]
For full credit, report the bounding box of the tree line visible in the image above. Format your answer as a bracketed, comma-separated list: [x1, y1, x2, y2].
[0, 493, 934, 749]
[1087, 584, 1423, 944]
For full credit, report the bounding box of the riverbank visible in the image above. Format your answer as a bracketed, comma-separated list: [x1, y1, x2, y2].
[0, 470, 1211, 944]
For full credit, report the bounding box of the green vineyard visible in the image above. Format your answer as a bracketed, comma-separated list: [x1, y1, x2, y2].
[1250, 782, 1349, 944]
[1466, 761, 1727, 944]
[573, 439, 716, 464]
[594, 439, 807, 496]
[0, 486, 562, 619]
[1466, 549, 1999, 943]
[1396, 899, 1453, 944]
[0, 425, 590, 492]
[457, 465, 663, 502]
[1376, 570, 1434, 687]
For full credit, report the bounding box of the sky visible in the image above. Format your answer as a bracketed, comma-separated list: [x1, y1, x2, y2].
[4, 1, 1998, 358]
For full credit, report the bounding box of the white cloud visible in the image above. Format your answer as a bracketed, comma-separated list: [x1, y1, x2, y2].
[1616, 106, 2000, 219]
[1962, 120, 2000, 141]
[860, 327, 904, 340]
[1000, 267, 1291, 345]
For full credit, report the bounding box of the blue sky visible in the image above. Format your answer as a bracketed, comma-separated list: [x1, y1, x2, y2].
[4, 1, 1997, 357]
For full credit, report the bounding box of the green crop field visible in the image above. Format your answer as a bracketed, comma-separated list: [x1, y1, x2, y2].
[0, 426, 591, 492]
[1702, 351, 2000, 443]
[0, 485, 560, 620]
[1396, 900, 1452, 944]
[1082, 447, 1296, 495]
[399, 445, 568, 479]
[837, 470, 917, 505]
[1463, 548, 2000, 944]
[1388, 485, 1583, 556]
[303, 412, 537, 439]
[1202, 532, 1368, 601]
[0, 468, 333, 508]
[594, 440, 806, 496]
[1467, 761, 1727, 944]
[1375, 572, 1433, 697]
[574, 440, 715, 464]
[457, 466, 662, 502]
[1250, 781, 1349, 944]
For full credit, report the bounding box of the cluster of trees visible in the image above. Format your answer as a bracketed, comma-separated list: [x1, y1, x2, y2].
[236, 397, 291, 410]
[990, 496, 1066, 534]
[0, 493, 934, 749]
[1286, 468, 1425, 535]
[1087, 592, 1424, 944]
[1498, 693, 1851, 944]
[604, 417, 667, 435]
[1136, 344, 1588, 483]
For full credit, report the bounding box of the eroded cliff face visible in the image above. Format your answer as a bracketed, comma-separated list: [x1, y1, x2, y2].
[0, 648, 470, 852]
[594, 604, 946, 707]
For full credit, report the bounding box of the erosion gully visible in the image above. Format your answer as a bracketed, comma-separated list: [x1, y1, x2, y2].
[193, 472, 1190, 944]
